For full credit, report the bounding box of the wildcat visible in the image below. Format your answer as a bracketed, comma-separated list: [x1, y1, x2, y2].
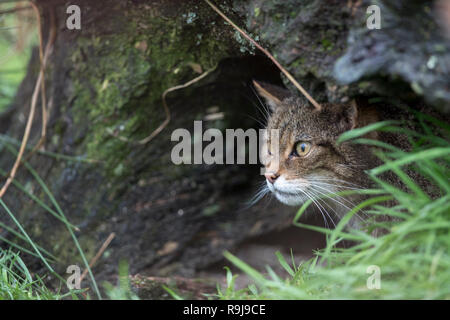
[253, 80, 386, 229]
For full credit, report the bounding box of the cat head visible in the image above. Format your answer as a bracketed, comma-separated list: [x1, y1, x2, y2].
[254, 80, 376, 206]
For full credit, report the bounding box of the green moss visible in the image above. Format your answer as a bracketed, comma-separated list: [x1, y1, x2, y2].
[358, 81, 371, 89]
[321, 38, 333, 51]
[68, 5, 230, 180]
[50, 228, 97, 266]
[254, 7, 261, 17]
[202, 204, 221, 217]
[290, 57, 306, 69]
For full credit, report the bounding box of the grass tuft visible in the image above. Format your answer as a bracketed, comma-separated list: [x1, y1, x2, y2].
[0, 249, 62, 300]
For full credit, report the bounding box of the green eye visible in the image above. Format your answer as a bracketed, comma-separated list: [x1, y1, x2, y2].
[295, 141, 311, 156]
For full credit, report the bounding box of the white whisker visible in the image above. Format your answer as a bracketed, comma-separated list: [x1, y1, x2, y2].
[309, 184, 367, 222]
[250, 85, 270, 122]
[307, 177, 363, 188]
[306, 188, 338, 228]
[299, 188, 334, 229]
[245, 184, 270, 208]
[308, 180, 363, 191]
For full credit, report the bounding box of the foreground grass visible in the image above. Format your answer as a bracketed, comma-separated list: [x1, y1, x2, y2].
[0, 249, 62, 300]
[0, 248, 137, 300]
[213, 111, 450, 300]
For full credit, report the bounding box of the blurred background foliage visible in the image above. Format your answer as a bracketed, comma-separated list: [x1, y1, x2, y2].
[0, 2, 36, 112]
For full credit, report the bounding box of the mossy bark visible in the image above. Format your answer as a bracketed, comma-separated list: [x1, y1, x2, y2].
[0, 0, 448, 293]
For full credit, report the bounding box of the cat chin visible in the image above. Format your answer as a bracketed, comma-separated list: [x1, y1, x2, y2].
[274, 192, 305, 206]
[266, 178, 307, 206]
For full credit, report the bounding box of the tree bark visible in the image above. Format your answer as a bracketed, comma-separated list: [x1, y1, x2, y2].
[0, 0, 448, 291]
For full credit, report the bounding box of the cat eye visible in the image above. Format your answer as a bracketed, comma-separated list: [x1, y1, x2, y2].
[294, 141, 311, 157]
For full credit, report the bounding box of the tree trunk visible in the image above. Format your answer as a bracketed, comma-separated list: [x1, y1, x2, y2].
[0, 0, 448, 292]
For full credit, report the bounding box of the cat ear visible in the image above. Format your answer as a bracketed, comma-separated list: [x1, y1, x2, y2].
[340, 99, 358, 131]
[252, 80, 291, 111]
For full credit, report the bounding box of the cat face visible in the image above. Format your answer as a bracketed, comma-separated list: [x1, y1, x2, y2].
[255, 81, 375, 207]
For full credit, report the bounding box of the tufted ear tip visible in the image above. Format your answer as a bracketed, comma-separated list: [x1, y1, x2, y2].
[334, 99, 359, 133]
[349, 99, 359, 130]
[252, 80, 291, 112]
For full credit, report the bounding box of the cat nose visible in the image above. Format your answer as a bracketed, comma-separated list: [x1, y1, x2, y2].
[265, 172, 279, 184]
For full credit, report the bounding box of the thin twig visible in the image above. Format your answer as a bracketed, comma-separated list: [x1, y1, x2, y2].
[0, 2, 56, 199]
[25, 2, 56, 161]
[137, 65, 217, 144]
[79, 233, 115, 283]
[108, 65, 217, 145]
[203, 0, 322, 111]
